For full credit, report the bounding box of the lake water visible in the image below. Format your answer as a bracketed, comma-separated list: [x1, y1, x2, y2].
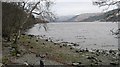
[27, 22, 118, 50]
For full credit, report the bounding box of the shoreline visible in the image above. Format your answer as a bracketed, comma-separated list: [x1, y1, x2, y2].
[35, 34, 118, 51]
[2, 34, 119, 66]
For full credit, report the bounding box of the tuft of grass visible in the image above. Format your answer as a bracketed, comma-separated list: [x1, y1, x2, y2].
[2, 56, 9, 64]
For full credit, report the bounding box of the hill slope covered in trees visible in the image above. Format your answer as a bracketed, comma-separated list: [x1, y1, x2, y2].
[67, 9, 120, 22]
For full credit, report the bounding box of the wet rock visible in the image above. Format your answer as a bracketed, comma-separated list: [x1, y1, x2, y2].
[54, 43, 57, 45]
[9, 47, 15, 52]
[18, 38, 20, 40]
[50, 40, 53, 42]
[79, 49, 85, 52]
[118, 48, 120, 51]
[63, 44, 67, 47]
[73, 43, 79, 46]
[96, 50, 99, 52]
[30, 46, 33, 49]
[16, 53, 21, 57]
[45, 53, 48, 56]
[70, 47, 73, 50]
[24, 61, 29, 66]
[118, 53, 120, 56]
[101, 50, 106, 54]
[71, 42, 74, 44]
[28, 35, 34, 37]
[36, 54, 46, 58]
[36, 54, 40, 57]
[72, 62, 79, 66]
[36, 40, 38, 42]
[109, 50, 116, 55]
[75, 50, 79, 53]
[78, 62, 82, 64]
[60, 46, 62, 48]
[94, 62, 99, 64]
[42, 43, 45, 45]
[38, 37, 40, 39]
[22, 33, 26, 35]
[109, 50, 113, 53]
[87, 56, 95, 59]
[110, 62, 118, 65]
[98, 60, 102, 62]
[28, 41, 30, 43]
[45, 39, 49, 41]
[85, 48, 89, 52]
[79, 50, 83, 52]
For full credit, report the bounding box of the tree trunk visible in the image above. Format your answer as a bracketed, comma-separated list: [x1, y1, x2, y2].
[13, 2, 40, 43]
[13, 33, 19, 44]
[7, 36, 10, 42]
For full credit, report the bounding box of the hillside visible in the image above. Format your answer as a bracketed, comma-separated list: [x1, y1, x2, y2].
[103, 8, 120, 22]
[55, 15, 74, 22]
[68, 13, 103, 22]
[68, 8, 120, 22]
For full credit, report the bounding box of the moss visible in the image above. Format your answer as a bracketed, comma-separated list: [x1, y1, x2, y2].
[2, 56, 9, 64]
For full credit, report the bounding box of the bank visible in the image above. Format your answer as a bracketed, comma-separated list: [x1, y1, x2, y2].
[2, 34, 119, 66]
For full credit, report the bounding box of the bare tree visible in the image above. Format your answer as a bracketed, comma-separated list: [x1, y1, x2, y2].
[93, 0, 120, 35]
[10, 0, 55, 43]
[93, 0, 120, 8]
[2, 1, 56, 57]
[93, 0, 120, 20]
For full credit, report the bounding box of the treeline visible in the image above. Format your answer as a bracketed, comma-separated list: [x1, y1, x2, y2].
[2, 2, 37, 41]
[93, 0, 120, 22]
[104, 8, 120, 22]
[80, 8, 120, 22]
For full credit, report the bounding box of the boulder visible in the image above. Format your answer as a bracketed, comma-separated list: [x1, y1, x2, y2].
[72, 62, 79, 66]
[36, 40, 38, 42]
[16, 53, 21, 57]
[110, 62, 118, 65]
[73, 43, 79, 46]
[28, 35, 34, 38]
[60, 46, 62, 48]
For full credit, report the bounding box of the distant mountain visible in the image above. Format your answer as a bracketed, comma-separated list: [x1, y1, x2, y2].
[54, 8, 120, 22]
[55, 15, 75, 22]
[68, 13, 103, 22]
[79, 13, 104, 22]
[68, 8, 120, 22]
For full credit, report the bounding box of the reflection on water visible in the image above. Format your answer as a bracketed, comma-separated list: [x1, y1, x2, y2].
[38, 23, 48, 31]
[27, 22, 118, 50]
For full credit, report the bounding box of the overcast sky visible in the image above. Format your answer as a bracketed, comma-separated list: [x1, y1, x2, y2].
[51, 0, 117, 16]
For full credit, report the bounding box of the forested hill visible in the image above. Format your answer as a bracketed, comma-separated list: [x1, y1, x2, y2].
[80, 9, 120, 22]
[66, 9, 120, 22]
[103, 8, 120, 22]
[68, 13, 103, 22]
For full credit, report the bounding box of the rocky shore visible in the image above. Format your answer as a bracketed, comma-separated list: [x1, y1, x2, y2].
[2, 34, 120, 66]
